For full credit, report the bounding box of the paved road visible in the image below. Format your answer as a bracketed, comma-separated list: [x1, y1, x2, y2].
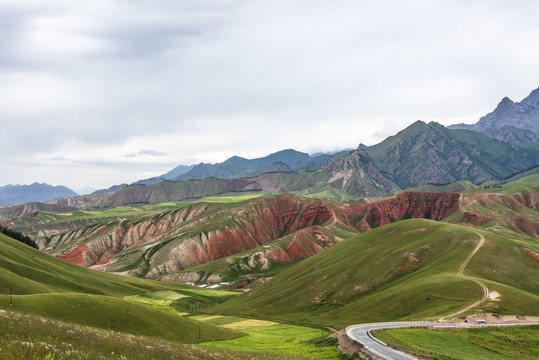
[346, 321, 539, 360]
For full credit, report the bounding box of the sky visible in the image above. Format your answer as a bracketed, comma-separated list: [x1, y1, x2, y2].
[1, 0, 539, 192]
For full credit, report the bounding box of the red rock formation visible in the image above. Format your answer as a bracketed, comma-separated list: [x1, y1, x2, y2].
[340, 191, 460, 231]
[51, 192, 462, 279]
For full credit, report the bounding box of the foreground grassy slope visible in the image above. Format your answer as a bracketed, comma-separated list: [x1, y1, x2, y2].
[0, 293, 241, 343]
[0, 233, 242, 343]
[374, 325, 539, 360]
[210, 220, 539, 328]
[0, 310, 287, 360]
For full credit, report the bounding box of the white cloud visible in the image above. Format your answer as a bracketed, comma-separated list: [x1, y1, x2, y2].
[1, 0, 539, 189]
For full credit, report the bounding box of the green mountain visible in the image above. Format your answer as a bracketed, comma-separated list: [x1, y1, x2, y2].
[210, 219, 539, 328]
[83, 121, 537, 207]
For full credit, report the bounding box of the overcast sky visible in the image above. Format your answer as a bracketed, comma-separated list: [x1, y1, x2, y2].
[1, 0, 539, 191]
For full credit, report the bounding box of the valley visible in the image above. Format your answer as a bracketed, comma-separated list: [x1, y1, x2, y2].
[1, 172, 537, 358]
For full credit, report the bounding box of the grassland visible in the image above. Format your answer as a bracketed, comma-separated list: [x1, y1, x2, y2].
[210, 220, 539, 328]
[0, 232, 195, 296]
[0, 309, 291, 360]
[405, 180, 479, 193]
[124, 287, 241, 313]
[292, 187, 357, 202]
[0, 293, 241, 343]
[374, 325, 539, 360]
[122, 291, 340, 358]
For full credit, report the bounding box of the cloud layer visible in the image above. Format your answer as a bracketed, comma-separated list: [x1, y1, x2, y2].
[1, 0, 539, 189]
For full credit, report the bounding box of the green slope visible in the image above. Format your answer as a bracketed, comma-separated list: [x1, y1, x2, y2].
[0, 232, 189, 296]
[365, 121, 538, 188]
[0, 233, 242, 343]
[210, 220, 539, 328]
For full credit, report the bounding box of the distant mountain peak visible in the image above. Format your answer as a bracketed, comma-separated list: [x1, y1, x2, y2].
[357, 143, 368, 150]
[449, 85, 539, 139]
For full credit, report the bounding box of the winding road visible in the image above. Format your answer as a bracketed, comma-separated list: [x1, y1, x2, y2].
[345, 230, 530, 359]
[346, 321, 539, 360]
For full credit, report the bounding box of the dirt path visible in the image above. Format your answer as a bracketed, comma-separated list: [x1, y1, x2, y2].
[440, 231, 489, 321]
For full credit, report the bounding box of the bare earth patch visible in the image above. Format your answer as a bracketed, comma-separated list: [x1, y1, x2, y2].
[488, 291, 501, 301]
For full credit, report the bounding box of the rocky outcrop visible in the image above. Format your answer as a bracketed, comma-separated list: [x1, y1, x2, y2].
[318, 151, 399, 196]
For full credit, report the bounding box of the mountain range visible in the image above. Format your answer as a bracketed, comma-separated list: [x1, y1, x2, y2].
[133, 149, 351, 185]
[55, 120, 535, 209]
[0, 182, 78, 206]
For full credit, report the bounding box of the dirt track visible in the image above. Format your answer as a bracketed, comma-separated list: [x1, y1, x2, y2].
[440, 231, 489, 321]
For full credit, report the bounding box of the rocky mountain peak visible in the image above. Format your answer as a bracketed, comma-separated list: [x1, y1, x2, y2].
[521, 87, 539, 108]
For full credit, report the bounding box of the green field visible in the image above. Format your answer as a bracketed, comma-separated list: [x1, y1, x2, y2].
[125, 287, 241, 313]
[193, 314, 339, 359]
[374, 325, 539, 360]
[0, 292, 241, 343]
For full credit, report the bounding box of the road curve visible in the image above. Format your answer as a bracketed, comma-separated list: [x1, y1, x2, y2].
[346, 321, 539, 360]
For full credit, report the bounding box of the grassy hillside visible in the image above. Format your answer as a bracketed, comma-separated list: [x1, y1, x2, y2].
[1, 293, 241, 343]
[0, 232, 189, 295]
[0, 233, 242, 343]
[210, 220, 539, 328]
[405, 180, 479, 193]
